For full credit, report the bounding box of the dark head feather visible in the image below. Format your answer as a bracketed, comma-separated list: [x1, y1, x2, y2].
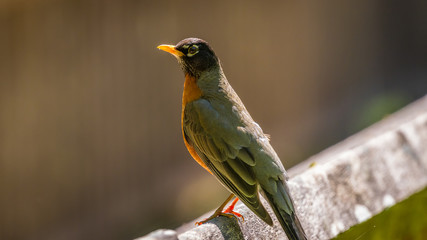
[175, 38, 219, 77]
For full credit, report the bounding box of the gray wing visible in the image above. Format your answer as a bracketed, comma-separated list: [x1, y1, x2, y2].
[183, 99, 273, 225]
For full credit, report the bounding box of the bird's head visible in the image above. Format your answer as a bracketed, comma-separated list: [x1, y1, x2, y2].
[157, 38, 219, 78]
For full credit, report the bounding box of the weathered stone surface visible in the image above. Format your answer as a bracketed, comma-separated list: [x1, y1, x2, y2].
[136, 229, 178, 240]
[139, 96, 427, 240]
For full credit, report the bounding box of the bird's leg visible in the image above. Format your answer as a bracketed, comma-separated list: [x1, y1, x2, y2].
[222, 197, 244, 221]
[195, 193, 244, 225]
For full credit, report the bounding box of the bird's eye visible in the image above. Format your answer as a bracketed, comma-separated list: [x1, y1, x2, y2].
[187, 45, 199, 57]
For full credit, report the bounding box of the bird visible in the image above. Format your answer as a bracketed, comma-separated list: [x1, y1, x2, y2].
[157, 38, 307, 240]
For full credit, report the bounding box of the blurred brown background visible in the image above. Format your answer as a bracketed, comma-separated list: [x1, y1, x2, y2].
[0, 0, 426, 239]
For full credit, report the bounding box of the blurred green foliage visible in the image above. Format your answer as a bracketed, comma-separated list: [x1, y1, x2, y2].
[335, 187, 427, 240]
[351, 92, 411, 133]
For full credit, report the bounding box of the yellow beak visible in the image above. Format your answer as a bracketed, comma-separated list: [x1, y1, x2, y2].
[157, 44, 184, 58]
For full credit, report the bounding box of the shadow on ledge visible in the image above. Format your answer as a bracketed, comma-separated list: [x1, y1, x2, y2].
[207, 215, 245, 240]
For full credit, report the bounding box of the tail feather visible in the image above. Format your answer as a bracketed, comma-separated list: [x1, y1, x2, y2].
[262, 181, 307, 240]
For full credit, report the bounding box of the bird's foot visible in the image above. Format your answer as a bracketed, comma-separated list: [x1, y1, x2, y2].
[195, 195, 244, 225]
[195, 212, 241, 225]
[222, 197, 244, 221]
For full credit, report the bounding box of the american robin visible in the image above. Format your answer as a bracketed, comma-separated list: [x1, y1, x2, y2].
[158, 38, 307, 240]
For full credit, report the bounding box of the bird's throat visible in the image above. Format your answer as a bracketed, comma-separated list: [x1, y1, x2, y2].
[182, 74, 202, 106]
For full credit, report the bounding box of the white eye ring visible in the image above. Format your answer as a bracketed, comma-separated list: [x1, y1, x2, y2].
[187, 45, 199, 57]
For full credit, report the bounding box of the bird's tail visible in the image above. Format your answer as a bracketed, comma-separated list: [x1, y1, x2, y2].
[262, 180, 307, 240]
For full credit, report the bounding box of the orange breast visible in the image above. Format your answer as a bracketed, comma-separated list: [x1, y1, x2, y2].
[181, 74, 212, 174]
[182, 74, 202, 106]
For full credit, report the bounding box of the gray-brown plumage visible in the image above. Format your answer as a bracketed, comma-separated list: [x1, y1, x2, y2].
[158, 38, 307, 240]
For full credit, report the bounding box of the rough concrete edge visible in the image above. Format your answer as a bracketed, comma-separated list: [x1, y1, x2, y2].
[138, 95, 427, 240]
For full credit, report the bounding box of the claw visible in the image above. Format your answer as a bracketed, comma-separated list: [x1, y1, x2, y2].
[195, 194, 244, 225]
[223, 197, 244, 221]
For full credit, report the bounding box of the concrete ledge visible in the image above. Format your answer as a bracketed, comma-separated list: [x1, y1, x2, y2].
[139, 96, 427, 240]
